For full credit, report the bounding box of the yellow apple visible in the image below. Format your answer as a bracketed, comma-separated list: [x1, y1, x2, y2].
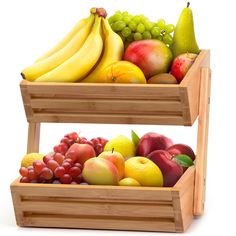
[98, 150, 125, 180]
[119, 177, 141, 186]
[104, 135, 135, 159]
[125, 156, 163, 187]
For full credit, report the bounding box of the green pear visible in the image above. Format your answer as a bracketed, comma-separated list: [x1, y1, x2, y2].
[171, 2, 200, 58]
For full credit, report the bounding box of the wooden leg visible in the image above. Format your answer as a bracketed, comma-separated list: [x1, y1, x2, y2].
[27, 122, 41, 153]
[193, 68, 211, 216]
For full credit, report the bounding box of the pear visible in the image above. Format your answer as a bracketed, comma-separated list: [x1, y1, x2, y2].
[171, 2, 200, 58]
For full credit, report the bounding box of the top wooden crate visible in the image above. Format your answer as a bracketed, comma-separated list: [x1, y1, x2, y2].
[20, 50, 210, 126]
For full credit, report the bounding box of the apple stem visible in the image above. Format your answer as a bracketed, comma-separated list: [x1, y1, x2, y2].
[112, 148, 114, 153]
[187, 2, 190, 8]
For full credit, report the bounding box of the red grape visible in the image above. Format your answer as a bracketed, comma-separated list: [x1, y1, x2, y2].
[78, 137, 87, 144]
[52, 180, 61, 184]
[20, 177, 30, 183]
[28, 169, 37, 180]
[60, 137, 70, 146]
[19, 167, 28, 177]
[53, 153, 64, 165]
[47, 160, 59, 171]
[97, 137, 108, 146]
[40, 167, 53, 180]
[91, 138, 99, 146]
[33, 160, 46, 174]
[71, 181, 78, 184]
[68, 166, 81, 178]
[73, 174, 83, 184]
[43, 154, 52, 164]
[58, 142, 69, 154]
[67, 132, 79, 141]
[54, 166, 66, 178]
[60, 174, 72, 184]
[74, 162, 82, 169]
[62, 161, 72, 173]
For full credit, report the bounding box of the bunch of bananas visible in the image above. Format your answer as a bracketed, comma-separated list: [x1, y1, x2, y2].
[21, 8, 124, 83]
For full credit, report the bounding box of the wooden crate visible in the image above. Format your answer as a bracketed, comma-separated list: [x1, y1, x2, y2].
[20, 50, 210, 126]
[11, 50, 211, 232]
[11, 166, 195, 232]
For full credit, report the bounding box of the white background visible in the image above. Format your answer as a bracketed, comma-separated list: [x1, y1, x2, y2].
[0, 0, 235, 235]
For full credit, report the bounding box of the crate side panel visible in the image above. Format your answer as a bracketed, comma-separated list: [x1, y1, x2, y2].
[181, 50, 210, 125]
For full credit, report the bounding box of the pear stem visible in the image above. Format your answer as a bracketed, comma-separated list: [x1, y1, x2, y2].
[112, 148, 114, 153]
[187, 2, 190, 8]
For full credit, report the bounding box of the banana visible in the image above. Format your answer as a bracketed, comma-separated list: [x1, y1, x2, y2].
[21, 14, 95, 82]
[35, 16, 89, 62]
[35, 15, 103, 83]
[81, 17, 124, 83]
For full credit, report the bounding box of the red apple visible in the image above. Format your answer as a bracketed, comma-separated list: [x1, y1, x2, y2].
[147, 150, 183, 187]
[167, 144, 195, 161]
[136, 132, 173, 157]
[65, 143, 96, 165]
[171, 53, 198, 83]
[124, 40, 173, 79]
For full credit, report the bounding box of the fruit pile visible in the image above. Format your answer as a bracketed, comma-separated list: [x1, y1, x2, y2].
[21, 3, 200, 84]
[19, 131, 194, 187]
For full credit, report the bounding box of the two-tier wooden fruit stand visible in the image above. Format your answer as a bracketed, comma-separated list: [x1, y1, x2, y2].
[11, 50, 211, 232]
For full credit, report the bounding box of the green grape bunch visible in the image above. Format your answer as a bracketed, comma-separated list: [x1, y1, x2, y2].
[108, 11, 175, 48]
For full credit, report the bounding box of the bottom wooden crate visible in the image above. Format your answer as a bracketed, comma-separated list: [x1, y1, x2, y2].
[11, 166, 195, 232]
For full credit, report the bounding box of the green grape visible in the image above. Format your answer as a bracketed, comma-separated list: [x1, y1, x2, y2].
[126, 33, 134, 42]
[133, 15, 141, 23]
[123, 16, 131, 24]
[112, 13, 122, 22]
[137, 23, 145, 33]
[112, 21, 126, 31]
[142, 31, 152, 39]
[144, 21, 154, 31]
[128, 21, 137, 31]
[157, 35, 163, 41]
[133, 32, 143, 41]
[108, 17, 115, 24]
[157, 19, 166, 30]
[165, 24, 175, 34]
[122, 11, 129, 16]
[115, 10, 122, 15]
[151, 26, 161, 37]
[163, 34, 173, 45]
[121, 27, 132, 38]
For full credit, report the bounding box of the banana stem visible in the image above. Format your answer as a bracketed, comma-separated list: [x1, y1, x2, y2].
[90, 7, 107, 18]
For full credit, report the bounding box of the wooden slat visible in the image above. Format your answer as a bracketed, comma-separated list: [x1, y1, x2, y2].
[11, 179, 173, 201]
[194, 68, 211, 216]
[20, 214, 177, 232]
[21, 80, 180, 100]
[32, 113, 184, 125]
[19, 200, 174, 218]
[30, 98, 182, 113]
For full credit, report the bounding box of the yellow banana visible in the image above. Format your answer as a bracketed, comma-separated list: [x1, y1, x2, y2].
[21, 14, 95, 81]
[35, 16, 89, 62]
[81, 17, 124, 83]
[35, 15, 103, 83]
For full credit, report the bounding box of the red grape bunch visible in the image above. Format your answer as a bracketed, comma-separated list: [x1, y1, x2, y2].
[19, 152, 84, 184]
[19, 132, 109, 184]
